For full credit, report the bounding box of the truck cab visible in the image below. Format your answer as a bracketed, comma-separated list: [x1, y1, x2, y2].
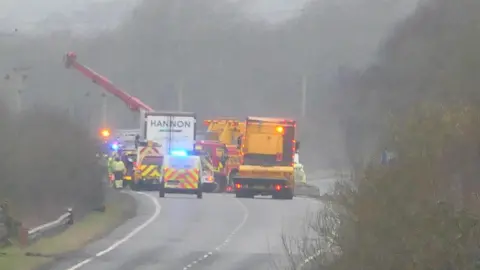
[133, 140, 163, 190]
[233, 117, 299, 200]
[198, 118, 245, 192]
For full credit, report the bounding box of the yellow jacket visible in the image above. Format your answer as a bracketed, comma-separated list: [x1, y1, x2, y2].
[112, 161, 126, 173]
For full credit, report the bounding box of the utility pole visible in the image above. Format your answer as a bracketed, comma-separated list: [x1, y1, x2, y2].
[301, 74, 307, 118]
[177, 79, 184, 111]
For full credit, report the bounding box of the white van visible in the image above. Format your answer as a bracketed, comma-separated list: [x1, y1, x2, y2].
[159, 153, 203, 199]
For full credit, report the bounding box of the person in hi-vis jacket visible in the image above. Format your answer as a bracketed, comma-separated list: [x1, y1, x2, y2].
[112, 157, 127, 189]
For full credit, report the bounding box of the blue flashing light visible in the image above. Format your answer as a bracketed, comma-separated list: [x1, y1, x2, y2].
[111, 143, 119, 150]
[171, 150, 187, 156]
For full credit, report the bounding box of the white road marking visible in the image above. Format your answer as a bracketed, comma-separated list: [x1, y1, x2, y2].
[65, 192, 161, 270]
[182, 197, 249, 270]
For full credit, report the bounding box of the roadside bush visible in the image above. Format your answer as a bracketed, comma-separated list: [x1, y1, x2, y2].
[0, 102, 104, 227]
[286, 103, 480, 270]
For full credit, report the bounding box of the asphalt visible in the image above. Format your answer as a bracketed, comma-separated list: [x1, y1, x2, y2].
[48, 181, 325, 270]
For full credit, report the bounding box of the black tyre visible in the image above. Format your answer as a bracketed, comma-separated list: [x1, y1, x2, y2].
[197, 190, 203, 199]
[281, 189, 294, 200]
[159, 183, 165, 197]
[214, 175, 227, 193]
[131, 182, 139, 191]
[285, 189, 294, 200]
[228, 172, 237, 188]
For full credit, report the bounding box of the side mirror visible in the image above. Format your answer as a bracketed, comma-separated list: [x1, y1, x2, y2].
[295, 141, 300, 152]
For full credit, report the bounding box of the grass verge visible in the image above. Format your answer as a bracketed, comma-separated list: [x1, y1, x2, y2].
[0, 191, 136, 270]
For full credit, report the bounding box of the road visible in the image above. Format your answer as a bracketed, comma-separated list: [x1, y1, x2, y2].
[49, 190, 323, 270]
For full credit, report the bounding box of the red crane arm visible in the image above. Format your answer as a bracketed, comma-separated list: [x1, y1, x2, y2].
[64, 52, 154, 112]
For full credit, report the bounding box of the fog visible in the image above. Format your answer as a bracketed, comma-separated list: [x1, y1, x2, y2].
[0, 0, 419, 168]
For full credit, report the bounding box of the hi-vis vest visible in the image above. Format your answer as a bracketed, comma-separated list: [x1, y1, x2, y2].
[163, 168, 200, 189]
[112, 161, 126, 172]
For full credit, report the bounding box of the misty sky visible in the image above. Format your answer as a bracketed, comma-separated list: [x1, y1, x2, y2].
[0, 0, 309, 33]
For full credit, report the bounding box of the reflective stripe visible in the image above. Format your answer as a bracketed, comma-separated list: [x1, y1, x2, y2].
[140, 165, 160, 178]
[163, 168, 199, 189]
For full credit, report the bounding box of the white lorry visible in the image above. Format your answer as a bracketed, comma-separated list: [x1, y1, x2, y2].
[132, 112, 197, 190]
[143, 111, 197, 155]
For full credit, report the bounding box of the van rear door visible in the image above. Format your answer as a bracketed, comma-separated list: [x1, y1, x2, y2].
[164, 156, 200, 189]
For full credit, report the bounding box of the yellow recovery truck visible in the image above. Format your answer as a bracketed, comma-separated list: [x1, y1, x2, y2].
[233, 117, 299, 200]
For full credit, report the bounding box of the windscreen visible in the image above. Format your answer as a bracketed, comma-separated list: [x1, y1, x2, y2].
[202, 144, 219, 160]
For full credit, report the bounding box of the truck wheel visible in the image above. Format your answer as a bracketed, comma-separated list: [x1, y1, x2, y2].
[131, 182, 139, 191]
[159, 183, 165, 198]
[197, 190, 203, 199]
[215, 175, 227, 193]
[228, 172, 237, 188]
[283, 189, 294, 200]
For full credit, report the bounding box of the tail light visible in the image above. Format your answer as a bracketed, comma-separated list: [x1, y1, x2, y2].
[274, 184, 282, 191]
[276, 153, 282, 161]
[235, 183, 242, 189]
[226, 186, 232, 192]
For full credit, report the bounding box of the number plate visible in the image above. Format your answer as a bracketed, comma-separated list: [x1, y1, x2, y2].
[167, 180, 180, 184]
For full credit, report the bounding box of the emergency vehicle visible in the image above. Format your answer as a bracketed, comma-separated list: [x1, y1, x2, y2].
[194, 140, 230, 191]
[120, 148, 137, 188]
[159, 150, 204, 199]
[197, 118, 245, 192]
[194, 145, 218, 192]
[132, 140, 162, 190]
[233, 117, 299, 200]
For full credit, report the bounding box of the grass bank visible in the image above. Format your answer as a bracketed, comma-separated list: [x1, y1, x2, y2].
[0, 191, 136, 270]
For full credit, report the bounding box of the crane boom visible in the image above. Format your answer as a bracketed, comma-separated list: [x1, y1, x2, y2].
[63, 52, 154, 112]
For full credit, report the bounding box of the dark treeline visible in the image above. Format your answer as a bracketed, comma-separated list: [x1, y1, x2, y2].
[335, 0, 480, 170]
[290, 0, 480, 268]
